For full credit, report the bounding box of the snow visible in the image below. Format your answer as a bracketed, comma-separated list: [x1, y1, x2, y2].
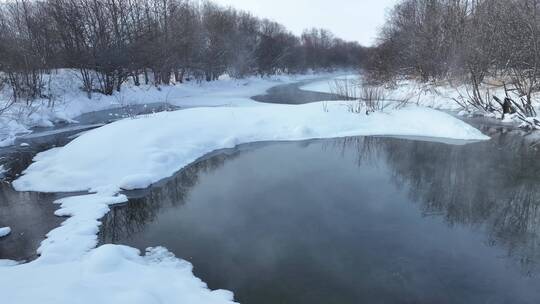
[0, 245, 236, 304]
[1, 71, 489, 304]
[0, 260, 19, 267]
[38, 193, 128, 263]
[300, 75, 513, 112]
[0, 135, 16, 148]
[0, 227, 11, 238]
[0, 118, 29, 147]
[0, 69, 340, 147]
[300, 74, 359, 95]
[14, 103, 488, 194]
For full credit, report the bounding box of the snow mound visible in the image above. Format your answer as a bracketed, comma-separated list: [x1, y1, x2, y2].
[0, 245, 236, 304]
[14, 102, 488, 194]
[0, 227, 11, 238]
[39, 193, 127, 263]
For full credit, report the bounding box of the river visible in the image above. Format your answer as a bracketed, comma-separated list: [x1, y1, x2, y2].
[2, 78, 540, 303]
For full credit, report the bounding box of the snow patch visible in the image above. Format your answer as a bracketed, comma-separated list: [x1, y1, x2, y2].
[0, 227, 11, 238]
[0, 245, 237, 304]
[37, 193, 127, 263]
[14, 103, 489, 194]
[120, 174, 156, 191]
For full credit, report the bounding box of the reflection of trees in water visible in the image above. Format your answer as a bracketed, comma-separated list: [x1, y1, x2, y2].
[324, 137, 382, 168]
[488, 181, 540, 275]
[99, 152, 239, 244]
[99, 131, 540, 274]
[334, 130, 540, 275]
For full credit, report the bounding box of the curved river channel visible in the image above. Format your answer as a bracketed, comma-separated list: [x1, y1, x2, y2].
[2, 78, 540, 303]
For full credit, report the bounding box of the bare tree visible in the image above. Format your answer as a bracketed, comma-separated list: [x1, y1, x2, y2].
[0, 0, 367, 103]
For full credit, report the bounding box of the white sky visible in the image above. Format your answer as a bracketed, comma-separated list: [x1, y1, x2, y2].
[212, 0, 398, 46]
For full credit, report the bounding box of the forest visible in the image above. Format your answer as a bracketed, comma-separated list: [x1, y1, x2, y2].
[0, 0, 366, 101]
[367, 0, 540, 123]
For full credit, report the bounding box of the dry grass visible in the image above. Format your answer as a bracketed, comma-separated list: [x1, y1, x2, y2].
[329, 77, 409, 114]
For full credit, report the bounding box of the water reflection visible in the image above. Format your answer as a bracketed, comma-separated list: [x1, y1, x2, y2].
[100, 150, 240, 244]
[251, 80, 341, 104]
[99, 133, 540, 303]
[357, 128, 540, 276]
[0, 182, 62, 261]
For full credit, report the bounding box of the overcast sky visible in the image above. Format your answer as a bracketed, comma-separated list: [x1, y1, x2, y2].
[213, 0, 398, 46]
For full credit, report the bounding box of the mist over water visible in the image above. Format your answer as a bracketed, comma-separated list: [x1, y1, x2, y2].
[100, 131, 540, 304]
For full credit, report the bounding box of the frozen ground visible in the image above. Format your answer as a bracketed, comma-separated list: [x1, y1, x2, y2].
[0, 72, 489, 304]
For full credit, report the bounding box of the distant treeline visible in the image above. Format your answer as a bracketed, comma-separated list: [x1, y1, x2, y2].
[0, 0, 366, 100]
[368, 0, 540, 114]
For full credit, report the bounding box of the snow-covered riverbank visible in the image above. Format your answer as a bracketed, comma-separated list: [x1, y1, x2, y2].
[14, 104, 488, 194]
[0, 74, 489, 304]
[0, 70, 339, 148]
[302, 75, 540, 128]
[301, 76, 464, 110]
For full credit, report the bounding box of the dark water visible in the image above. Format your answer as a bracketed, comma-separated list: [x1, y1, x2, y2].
[100, 129, 540, 304]
[0, 183, 65, 261]
[3, 77, 540, 303]
[251, 80, 340, 104]
[0, 102, 178, 260]
[0, 77, 338, 261]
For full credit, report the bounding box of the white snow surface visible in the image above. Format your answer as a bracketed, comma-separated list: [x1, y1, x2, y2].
[0, 70, 339, 146]
[14, 103, 488, 194]
[301, 75, 464, 110]
[1, 245, 236, 304]
[1, 72, 490, 304]
[300, 75, 518, 113]
[0, 227, 11, 237]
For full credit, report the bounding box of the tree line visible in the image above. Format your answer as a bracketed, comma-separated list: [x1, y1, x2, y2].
[0, 0, 366, 101]
[368, 0, 540, 118]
